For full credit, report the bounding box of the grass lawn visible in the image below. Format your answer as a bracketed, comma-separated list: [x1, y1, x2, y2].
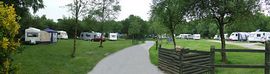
[14, 39, 134, 74]
[149, 39, 265, 74]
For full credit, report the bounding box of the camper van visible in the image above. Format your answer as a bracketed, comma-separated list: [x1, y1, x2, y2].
[229, 32, 249, 41]
[57, 31, 68, 39]
[248, 32, 270, 42]
[109, 33, 118, 41]
[25, 27, 41, 44]
[193, 34, 201, 40]
[80, 32, 96, 40]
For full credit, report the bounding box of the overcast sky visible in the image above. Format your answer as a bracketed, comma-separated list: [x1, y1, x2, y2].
[32, 0, 152, 22]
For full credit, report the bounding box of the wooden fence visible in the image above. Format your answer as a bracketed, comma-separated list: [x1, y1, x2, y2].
[212, 42, 270, 74]
[158, 47, 214, 74]
[158, 42, 270, 74]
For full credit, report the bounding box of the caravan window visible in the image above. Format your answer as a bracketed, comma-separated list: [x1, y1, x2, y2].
[27, 33, 38, 37]
[111, 35, 116, 37]
[257, 34, 261, 37]
[86, 34, 91, 37]
[235, 34, 238, 36]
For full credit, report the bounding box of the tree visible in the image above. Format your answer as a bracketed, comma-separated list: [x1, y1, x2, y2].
[187, 0, 262, 63]
[152, 0, 189, 49]
[0, 0, 44, 17]
[66, 0, 89, 57]
[1, 0, 45, 36]
[0, 3, 20, 74]
[90, 0, 121, 47]
[57, 17, 77, 38]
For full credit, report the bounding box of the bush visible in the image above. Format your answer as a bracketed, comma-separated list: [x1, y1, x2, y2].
[0, 2, 20, 74]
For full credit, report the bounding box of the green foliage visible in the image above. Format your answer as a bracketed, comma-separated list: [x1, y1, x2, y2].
[122, 15, 148, 39]
[0, 0, 44, 17]
[0, 3, 20, 74]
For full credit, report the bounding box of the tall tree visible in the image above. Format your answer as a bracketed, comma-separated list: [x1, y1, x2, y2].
[66, 0, 88, 57]
[152, 0, 189, 49]
[187, 0, 262, 63]
[90, 0, 121, 47]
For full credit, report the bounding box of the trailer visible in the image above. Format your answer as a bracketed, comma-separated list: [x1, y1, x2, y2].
[213, 34, 229, 40]
[109, 33, 118, 41]
[80, 32, 96, 41]
[25, 27, 41, 44]
[248, 32, 270, 42]
[193, 34, 201, 40]
[57, 31, 68, 39]
[229, 32, 249, 41]
[177, 34, 192, 39]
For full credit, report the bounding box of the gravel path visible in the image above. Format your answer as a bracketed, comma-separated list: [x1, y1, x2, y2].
[88, 41, 164, 74]
[208, 40, 265, 50]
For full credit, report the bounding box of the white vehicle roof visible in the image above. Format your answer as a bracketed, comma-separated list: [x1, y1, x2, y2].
[57, 31, 67, 33]
[25, 27, 41, 32]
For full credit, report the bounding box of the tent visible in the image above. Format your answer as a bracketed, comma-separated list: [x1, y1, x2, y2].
[44, 28, 58, 43]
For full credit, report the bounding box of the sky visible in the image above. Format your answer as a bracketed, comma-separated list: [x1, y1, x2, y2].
[32, 0, 152, 22]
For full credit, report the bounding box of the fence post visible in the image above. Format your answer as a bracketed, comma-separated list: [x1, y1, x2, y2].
[156, 40, 158, 50]
[158, 44, 161, 69]
[179, 48, 184, 74]
[265, 41, 269, 74]
[210, 46, 215, 74]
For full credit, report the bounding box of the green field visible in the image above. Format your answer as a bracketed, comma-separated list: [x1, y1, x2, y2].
[149, 39, 265, 74]
[14, 39, 134, 74]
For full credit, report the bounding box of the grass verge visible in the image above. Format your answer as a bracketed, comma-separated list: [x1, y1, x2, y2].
[14, 39, 134, 74]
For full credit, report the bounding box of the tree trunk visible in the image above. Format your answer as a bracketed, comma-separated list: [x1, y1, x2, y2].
[219, 23, 228, 64]
[99, 33, 104, 47]
[71, 0, 79, 57]
[71, 20, 77, 58]
[170, 30, 176, 49]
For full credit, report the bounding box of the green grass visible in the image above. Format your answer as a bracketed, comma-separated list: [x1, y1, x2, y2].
[14, 39, 134, 74]
[149, 39, 264, 74]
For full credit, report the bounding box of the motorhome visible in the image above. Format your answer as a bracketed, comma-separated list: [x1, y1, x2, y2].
[80, 32, 96, 40]
[57, 31, 68, 39]
[193, 34, 201, 40]
[229, 32, 249, 41]
[248, 32, 270, 42]
[109, 33, 118, 41]
[25, 27, 41, 44]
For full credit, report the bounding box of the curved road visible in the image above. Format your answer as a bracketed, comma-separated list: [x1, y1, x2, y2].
[88, 41, 164, 74]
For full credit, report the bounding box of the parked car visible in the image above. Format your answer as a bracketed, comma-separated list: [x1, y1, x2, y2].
[92, 36, 106, 42]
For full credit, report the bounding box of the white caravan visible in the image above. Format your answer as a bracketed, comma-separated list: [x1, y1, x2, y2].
[193, 34, 201, 40]
[80, 32, 96, 40]
[57, 31, 68, 39]
[178, 34, 192, 39]
[109, 33, 118, 41]
[229, 32, 249, 41]
[213, 34, 229, 40]
[25, 27, 41, 44]
[248, 32, 270, 42]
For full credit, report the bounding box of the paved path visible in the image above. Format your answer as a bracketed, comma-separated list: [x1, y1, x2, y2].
[208, 40, 265, 50]
[88, 41, 164, 74]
